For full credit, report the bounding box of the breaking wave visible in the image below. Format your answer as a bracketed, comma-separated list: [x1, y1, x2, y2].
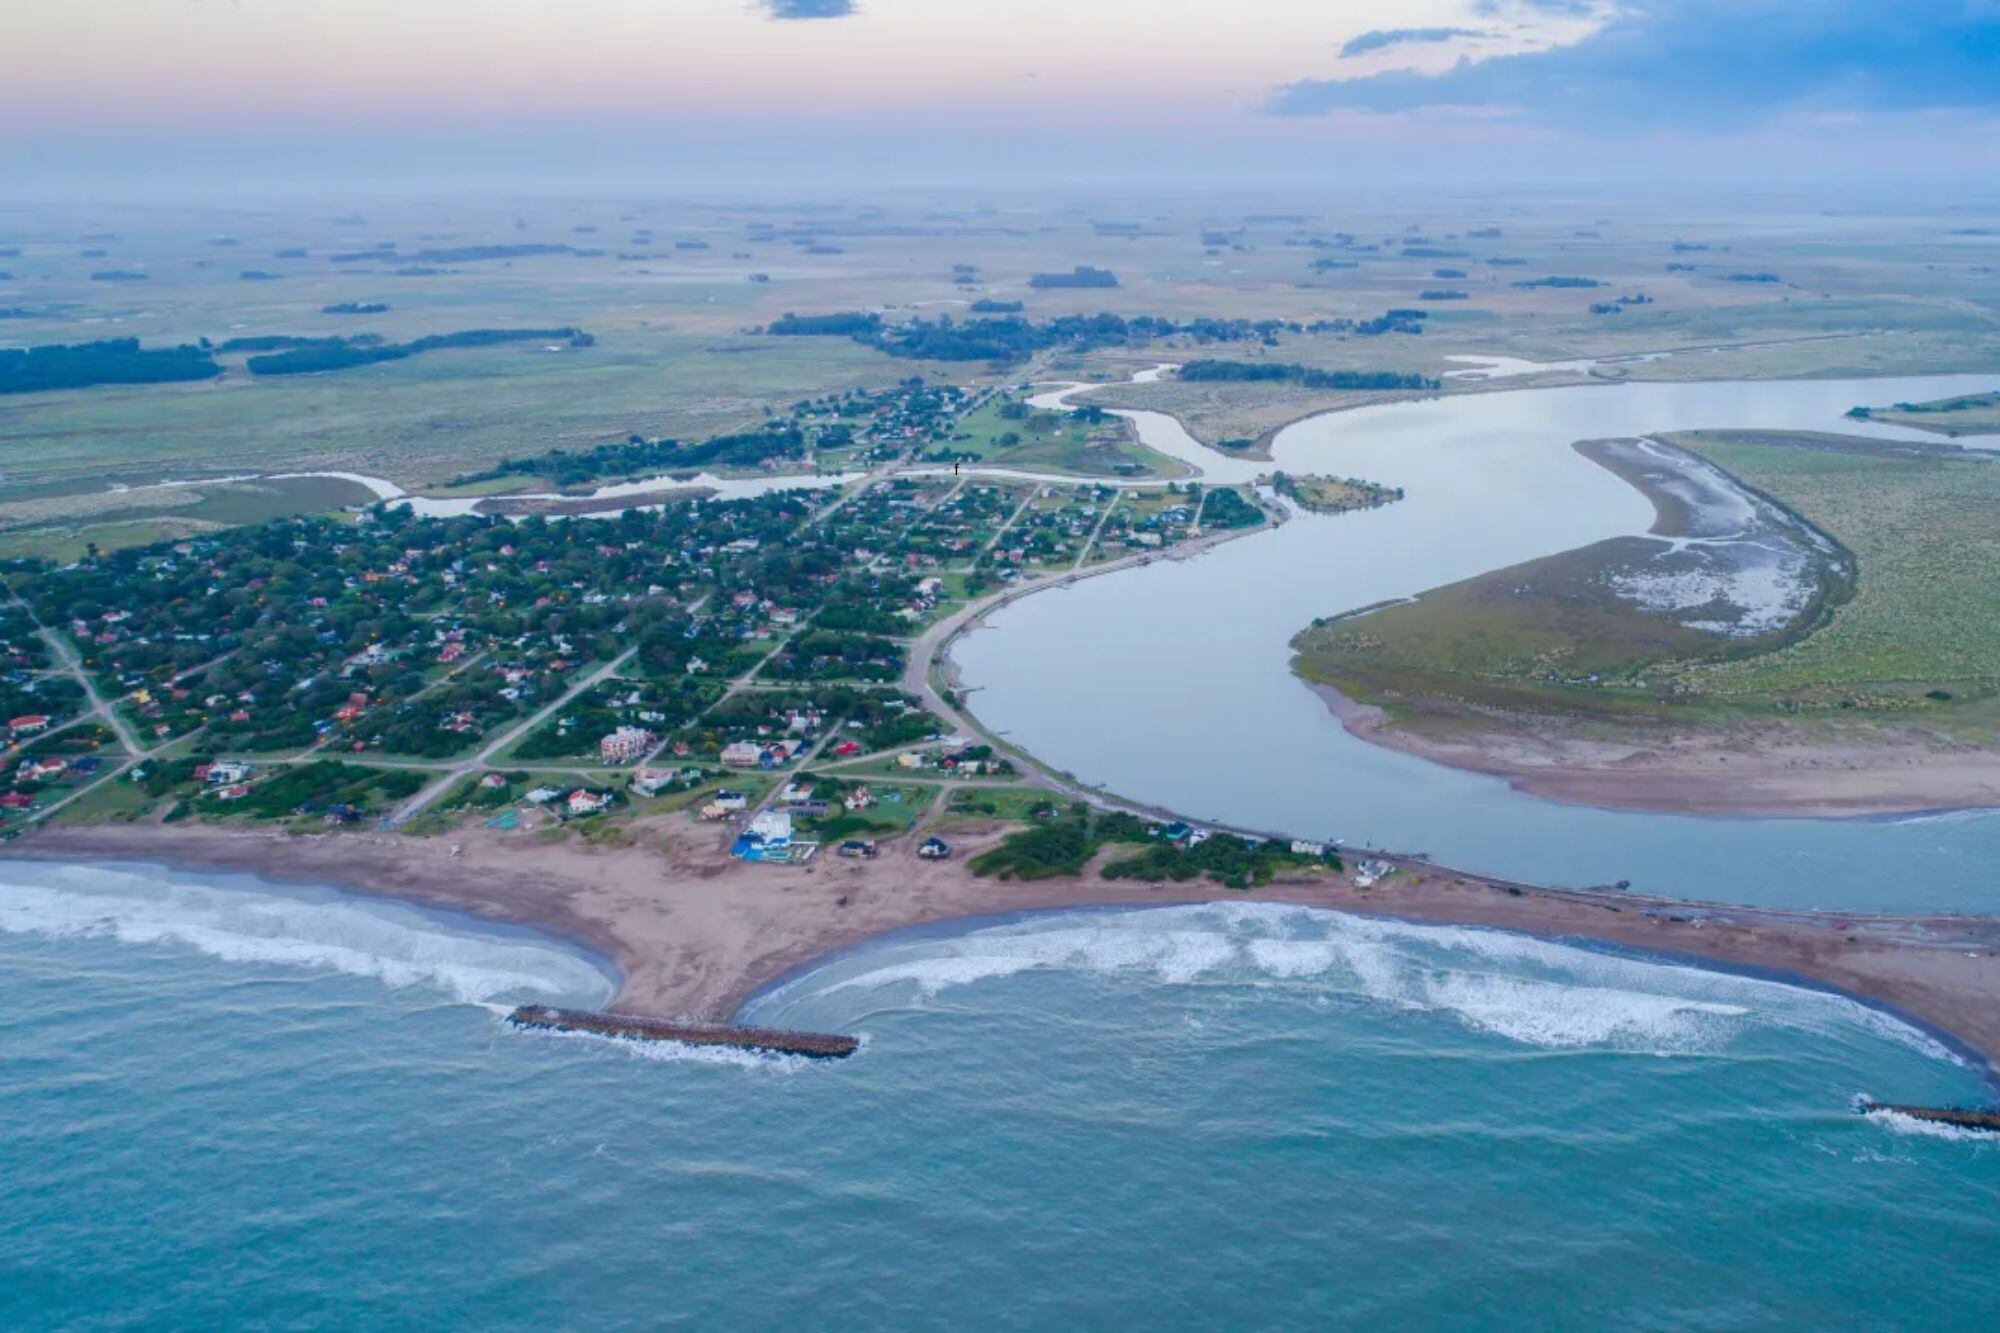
[512, 1024, 822, 1073]
[1860, 1104, 2000, 1145]
[755, 902, 1957, 1060]
[0, 861, 614, 1008]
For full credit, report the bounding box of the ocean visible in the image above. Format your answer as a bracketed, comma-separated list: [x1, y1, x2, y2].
[2, 860, 1998, 1329]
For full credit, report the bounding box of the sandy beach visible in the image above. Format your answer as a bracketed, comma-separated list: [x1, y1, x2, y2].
[1313, 683, 2000, 819]
[12, 816, 2000, 1072]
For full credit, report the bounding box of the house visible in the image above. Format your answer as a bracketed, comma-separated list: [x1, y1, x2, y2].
[0, 791, 33, 810]
[631, 769, 679, 798]
[785, 798, 831, 817]
[779, 781, 814, 805]
[831, 740, 861, 758]
[524, 786, 564, 805]
[478, 773, 509, 790]
[720, 740, 763, 767]
[917, 837, 952, 861]
[837, 839, 878, 860]
[205, 760, 252, 786]
[1291, 840, 1328, 859]
[1353, 859, 1393, 889]
[16, 757, 66, 782]
[566, 789, 611, 817]
[843, 785, 874, 812]
[598, 726, 656, 765]
[896, 752, 928, 770]
[710, 790, 749, 812]
[8, 715, 50, 736]
[213, 783, 251, 801]
[730, 809, 795, 863]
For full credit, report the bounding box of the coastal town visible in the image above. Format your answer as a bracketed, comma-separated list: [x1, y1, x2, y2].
[0, 380, 1300, 895]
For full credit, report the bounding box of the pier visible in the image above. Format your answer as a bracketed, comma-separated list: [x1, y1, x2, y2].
[507, 1005, 861, 1058]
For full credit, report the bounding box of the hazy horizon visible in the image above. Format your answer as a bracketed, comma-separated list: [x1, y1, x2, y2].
[9, 0, 2000, 194]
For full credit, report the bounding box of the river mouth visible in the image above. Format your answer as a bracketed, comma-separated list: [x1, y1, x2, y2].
[952, 370, 2000, 914]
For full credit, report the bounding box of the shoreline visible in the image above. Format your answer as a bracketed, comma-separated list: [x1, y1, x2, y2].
[10, 820, 2000, 1079]
[1308, 680, 2000, 819]
[1289, 433, 2000, 820]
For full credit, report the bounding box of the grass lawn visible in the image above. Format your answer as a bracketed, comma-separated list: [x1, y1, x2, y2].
[946, 394, 1189, 478]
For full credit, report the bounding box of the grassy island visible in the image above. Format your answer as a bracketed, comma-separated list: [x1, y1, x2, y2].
[1847, 390, 2000, 437]
[1269, 471, 1403, 514]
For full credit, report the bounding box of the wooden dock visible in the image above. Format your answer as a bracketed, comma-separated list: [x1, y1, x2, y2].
[506, 1005, 860, 1058]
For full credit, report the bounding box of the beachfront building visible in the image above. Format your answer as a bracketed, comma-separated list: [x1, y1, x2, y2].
[566, 790, 611, 817]
[631, 768, 680, 799]
[598, 726, 657, 765]
[731, 810, 797, 863]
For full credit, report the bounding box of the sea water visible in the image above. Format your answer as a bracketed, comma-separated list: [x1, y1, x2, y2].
[3, 861, 1997, 1328]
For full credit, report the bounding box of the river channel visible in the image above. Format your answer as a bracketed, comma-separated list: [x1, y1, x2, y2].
[952, 371, 2000, 914]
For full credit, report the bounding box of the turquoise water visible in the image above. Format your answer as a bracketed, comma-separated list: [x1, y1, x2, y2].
[3, 861, 1998, 1328]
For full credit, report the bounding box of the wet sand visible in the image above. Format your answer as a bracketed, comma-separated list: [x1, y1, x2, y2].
[13, 818, 2000, 1072]
[1316, 682, 2000, 818]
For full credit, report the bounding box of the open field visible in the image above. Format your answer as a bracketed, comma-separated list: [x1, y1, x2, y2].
[945, 391, 1189, 476]
[7, 189, 2000, 509]
[0, 474, 376, 560]
[0, 333, 912, 493]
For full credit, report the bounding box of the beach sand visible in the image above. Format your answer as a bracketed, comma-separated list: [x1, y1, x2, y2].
[1314, 683, 2000, 819]
[13, 816, 2000, 1072]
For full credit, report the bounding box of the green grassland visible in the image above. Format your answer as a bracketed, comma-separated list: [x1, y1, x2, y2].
[8, 191, 2000, 509]
[945, 393, 1189, 477]
[0, 332, 912, 495]
[1293, 430, 2000, 738]
[1848, 390, 2000, 438]
[1661, 431, 2000, 710]
[0, 474, 376, 561]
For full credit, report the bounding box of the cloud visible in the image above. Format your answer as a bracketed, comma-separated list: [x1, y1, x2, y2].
[1276, 0, 2000, 128]
[1340, 27, 1484, 58]
[1339, 27, 1487, 59]
[760, 0, 856, 19]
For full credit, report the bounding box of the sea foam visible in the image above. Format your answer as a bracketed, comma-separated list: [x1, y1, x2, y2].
[763, 901, 1956, 1062]
[0, 861, 614, 1008]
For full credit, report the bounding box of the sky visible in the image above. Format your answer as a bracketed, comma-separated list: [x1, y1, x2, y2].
[5, 0, 1999, 192]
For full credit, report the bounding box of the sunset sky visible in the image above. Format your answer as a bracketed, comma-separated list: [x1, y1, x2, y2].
[8, 0, 1998, 190]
